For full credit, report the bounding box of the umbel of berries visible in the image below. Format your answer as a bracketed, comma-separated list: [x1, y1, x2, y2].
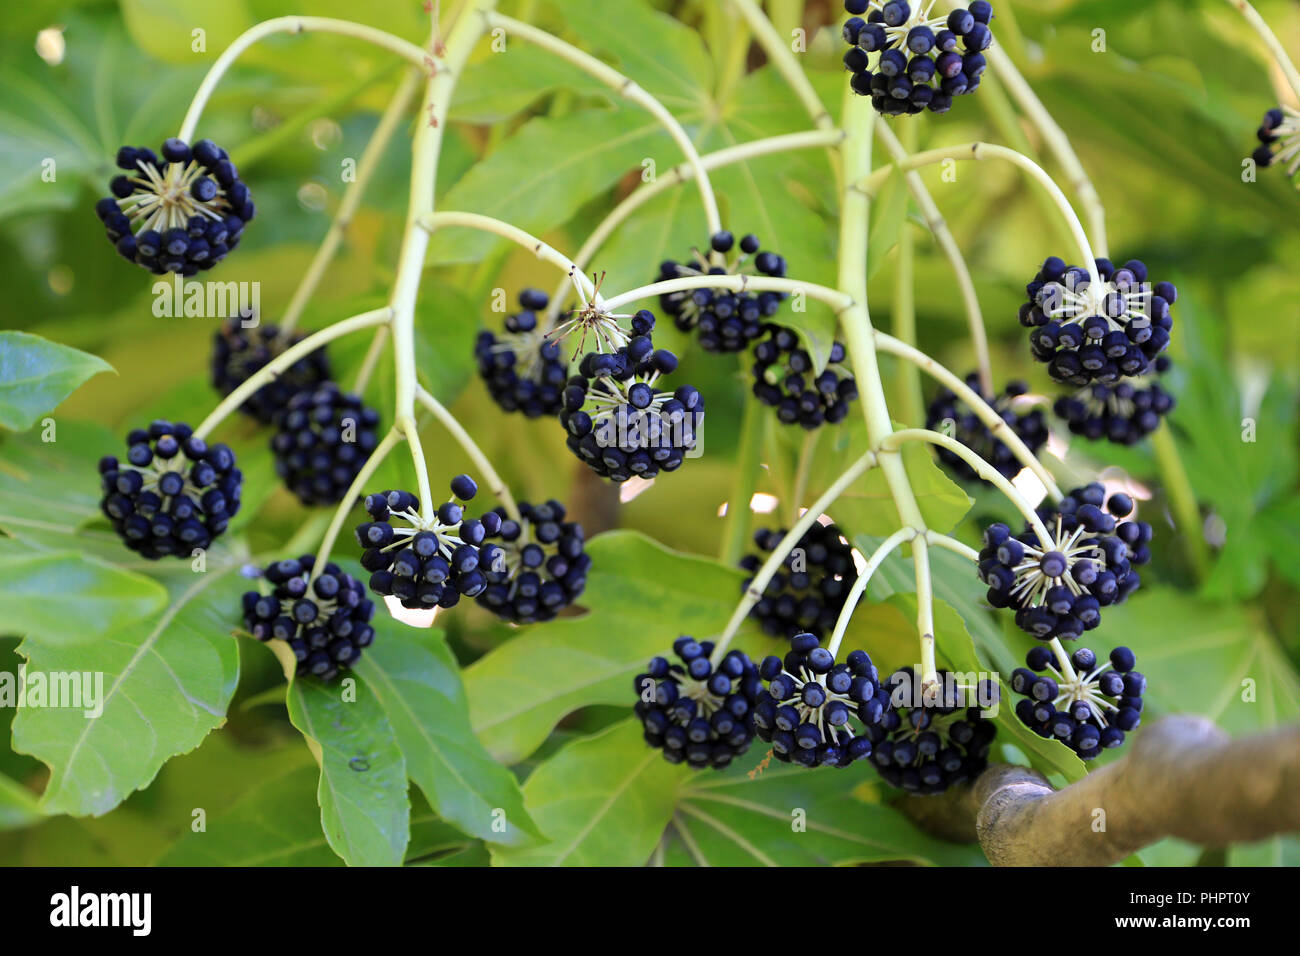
[559, 313, 704, 482]
[355, 475, 490, 609]
[477, 498, 590, 623]
[842, 1, 994, 116]
[1020, 256, 1176, 386]
[752, 328, 858, 428]
[1253, 106, 1300, 181]
[1012, 645, 1145, 759]
[271, 383, 380, 506]
[867, 668, 998, 793]
[475, 289, 568, 417]
[241, 555, 375, 681]
[925, 374, 1047, 482]
[99, 420, 241, 559]
[211, 316, 332, 425]
[635, 639, 763, 769]
[752, 634, 890, 768]
[657, 231, 788, 354]
[95, 137, 253, 274]
[980, 485, 1153, 642]
[1054, 356, 1176, 446]
[740, 523, 858, 639]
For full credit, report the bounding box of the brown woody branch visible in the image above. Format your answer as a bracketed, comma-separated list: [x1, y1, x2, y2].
[901, 716, 1300, 866]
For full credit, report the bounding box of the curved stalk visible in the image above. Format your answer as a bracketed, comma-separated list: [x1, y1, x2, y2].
[826, 527, 916, 657]
[309, 426, 404, 582]
[711, 449, 880, 662]
[874, 123, 993, 396]
[179, 17, 434, 141]
[925, 530, 979, 563]
[281, 69, 424, 336]
[352, 327, 391, 395]
[487, 11, 722, 237]
[193, 307, 392, 439]
[873, 330, 1062, 500]
[1225, 0, 1300, 104]
[416, 385, 521, 522]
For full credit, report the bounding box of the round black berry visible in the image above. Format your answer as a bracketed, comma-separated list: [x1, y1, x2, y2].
[99, 420, 241, 559]
[1054, 356, 1175, 445]
[355, 476, 489, 610]
[867, 668, 998, 793]
[753, 634, 889, 768]
[241, 554, 375, 680]
[636, 641, 763, 769]
[1011, 643, 1143, 758]
[1252, 105, 1300, 178]
[751, 328, 857, 429]
[476, 499, 589, 623]
[96, 138, 252, 274]
[658, 232, 788, 353]
[925, 374, 1047, 482]
[740, 523, 858, 639]
[271, 383, 380, 506]
[979, 484, 1154, 641]
[1020, 256, 1176, 385]
[475, 289, 568, 417]
[211, 316, 332, 425]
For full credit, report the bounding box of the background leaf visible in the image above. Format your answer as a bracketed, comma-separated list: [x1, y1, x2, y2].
[0, 331, 113, 430]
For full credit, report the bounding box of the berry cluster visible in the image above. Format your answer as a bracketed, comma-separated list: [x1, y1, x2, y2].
[1054, 356, 1176, 446]
[477, 499, 589, 623]
[635, 639, 763, 769]
[924, 375, 1047, 481]
[559, 313, 704, 481]
[752, 329, 858, 429]
[98, 421, 241, 559]
[1252, 105, 1300, 180]
[867, 668, 998, 793]
[1021, 257, 1176, 386]
[95, 138, 253, 274]
[211, 317, 332, 425]
[271, 383, 381, 506]
[740, 523, 858, 639]
[355, 475, 492, 609]
[753, 635, 889, 768]
[475, 289, 568, 417]
[1012, 645, 1144, 759]
[241, 555, 376, 681]
[980, 485, 1152, 641]
[657, 232, 788, 354]
[842, 1, 994, 116]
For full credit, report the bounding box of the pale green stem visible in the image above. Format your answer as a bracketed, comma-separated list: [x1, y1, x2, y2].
[309, 426, 404, 583]
[924, 529, 978, 562]
[873, 330, 1062, 500]
[1225, 0, 1300, 103]
[353, 326, 390, 395]
[874, 122, 993, 396]
[892, 191, 922, 424]
[859, 142, 1101, 290]
[711, 449, 880, 663]
[178, 17, 434, 141]
[826, 527, 916, 658]
[403, 420, 436, 522]
[728, 0, 833, 130]
[193, 307, 392, 439]
[552, 129, 845, 319]
[419, 211, 598, 303]
[487, 11, 722, 236]
[789, 430, 818, 523]
[280, 68, 423, 335]
[416, 385, 521, 522]
[880, 428, 1055, 547]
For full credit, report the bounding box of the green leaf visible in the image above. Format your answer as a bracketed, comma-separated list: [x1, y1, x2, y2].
[428, 109, 670, 264]
[10, 552, 244, 816]
[0, 540, 167, 644]
[0, 332, 113, 431]
[491, 719, 683, 866]
[464, 530, 758, 764]
[155, 764, 343, 866]
[672, 755, 987, 866]
[287, 672, 409, 867]
[451, 44, 610, 124]
[355, 625, 540, 847]
[119, 0, 255, 64]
